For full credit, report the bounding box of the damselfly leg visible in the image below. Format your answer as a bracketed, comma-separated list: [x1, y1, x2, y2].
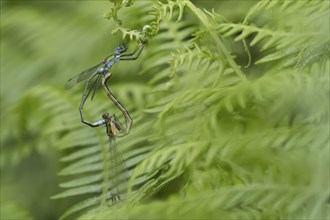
[79, 73, 102, 127]
[120, 44, 144, 60]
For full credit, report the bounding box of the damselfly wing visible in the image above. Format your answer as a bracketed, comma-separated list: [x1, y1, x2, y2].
[65, 62, 103, 89]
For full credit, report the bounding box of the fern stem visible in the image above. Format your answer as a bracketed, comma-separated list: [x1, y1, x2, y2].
[184, 0, 247, 81]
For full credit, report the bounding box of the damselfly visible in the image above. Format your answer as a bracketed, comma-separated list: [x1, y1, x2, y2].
[65, 43, 143, 127]
[91, 112, 128, 203]
[87, 70, 132, 202]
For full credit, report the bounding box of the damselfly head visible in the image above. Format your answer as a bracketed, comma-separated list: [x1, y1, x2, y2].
[115, 46, 126, 55]
[102, 113, 110, 119]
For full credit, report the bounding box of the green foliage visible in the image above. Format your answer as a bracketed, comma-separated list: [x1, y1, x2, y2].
[0, 186, 33, 220]
[1, 0, 329, 219]
[105, 0, 186, 43]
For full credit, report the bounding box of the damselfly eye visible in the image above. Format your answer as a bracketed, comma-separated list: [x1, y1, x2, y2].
[102, 113, 109, 119]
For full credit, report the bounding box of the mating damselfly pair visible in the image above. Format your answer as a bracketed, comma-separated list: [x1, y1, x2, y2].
[65, 43, 144, 203]
[65, 43, 143, 127]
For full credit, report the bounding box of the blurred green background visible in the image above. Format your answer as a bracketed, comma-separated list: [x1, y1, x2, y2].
[1, 1, 328, 219]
